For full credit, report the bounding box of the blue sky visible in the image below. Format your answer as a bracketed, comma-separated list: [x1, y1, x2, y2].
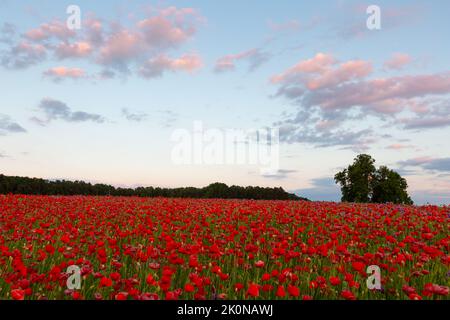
[0, 0, 449, 204]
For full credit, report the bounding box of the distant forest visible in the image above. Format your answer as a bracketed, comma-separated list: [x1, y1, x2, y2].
[0, 174, 307, 201]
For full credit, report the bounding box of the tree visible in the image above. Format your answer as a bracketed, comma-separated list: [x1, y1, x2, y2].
[334, 154, 376, 203]
[334, 154, 413, 204]
[371, 166, 413, 205]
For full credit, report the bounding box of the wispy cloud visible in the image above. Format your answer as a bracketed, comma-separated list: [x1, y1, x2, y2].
[214, 48, 271, 73]
[43, 66, 87, 82]
[398, 157, 450, 173]
[261, 169, 297, 180]
[32, 98, 106, 125]
[139, 53, 202, 78]
[0, 114, 27, 135]
[122, 108, 148, 122]
[384, 53, 412, 70]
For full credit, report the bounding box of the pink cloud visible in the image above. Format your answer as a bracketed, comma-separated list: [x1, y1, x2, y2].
[169, 53, 203, 71]
[98, 30, 142, 66]
[272, 54, 450, 114]
[55, 41, 92, 59]
[271, 53, 372, 90]
[214, 48, 270, 73]
[306, 60, 372, 90]
[25, 20, 75, 41]
[271, 53, 450, 149]
[4, 7, 203, 79]
[43, 66, 86, 81]
[138, 7, 198, 50]
[96, 7, 200, 70]
[307, 72, 450, 110]
[139, 53, 202, 78]
[384, 53, 412, 70]
[271, 53, 335, 83]
[84, 16, 104, 45]
[386, 143, 414, 150]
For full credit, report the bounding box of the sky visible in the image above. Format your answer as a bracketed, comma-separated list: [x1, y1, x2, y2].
[0, 0, 449, 204]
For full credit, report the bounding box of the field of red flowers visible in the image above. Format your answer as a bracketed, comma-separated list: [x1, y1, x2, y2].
[0, 194, 448, 300]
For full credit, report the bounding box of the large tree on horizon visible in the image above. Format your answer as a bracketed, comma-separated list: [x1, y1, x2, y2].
[334, 154, 413, 205]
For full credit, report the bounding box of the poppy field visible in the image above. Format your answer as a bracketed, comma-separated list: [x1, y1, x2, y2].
[0, 194, 448, 300]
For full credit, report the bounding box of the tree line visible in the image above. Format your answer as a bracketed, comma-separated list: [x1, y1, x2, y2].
[0, 175, 307, 201]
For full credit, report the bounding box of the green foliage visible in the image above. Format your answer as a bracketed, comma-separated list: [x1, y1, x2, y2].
[334, 154, 413, 204]
[0, 174, 308, 201]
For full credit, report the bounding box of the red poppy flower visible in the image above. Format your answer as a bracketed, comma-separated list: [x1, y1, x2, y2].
[276, 285, 286, 298]
[146, 274, 155, 285]
[235, 283, 244, 292]
[341, 290, 356, 300]
[99, 277, 112, 287]
[329, 276, 341, 286]
[255, 260, 265, 268]
[262, 273, 271, 281]
[185, 283, 195, 293]
[11, 289, 25, 300]
[247, 284, 259, 297]
[352, 261, 365, 273]
[115, 292, 129, 300]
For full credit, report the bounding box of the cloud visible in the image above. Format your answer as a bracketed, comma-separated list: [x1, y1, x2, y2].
[398, 157, 450, 173]
[261, 169, 297, 180]
[97, 29, 143, 71]
[271, 53, 450, 150]
[0, 23, 16, 44]
[43, 66, 86, 82]
[122, 108, 148, 122]
[0, 114, 27, 135]
[1, 40, 47, 69]
[422, 158, 450, 172]
[157, 109, 178, 128]
[402, 117, 450, 130]
[271, 53, 336, 83]
[24, 20, 75, 41]
[278, 118, 374, 151]
[137, 7, 198, 50]
[139, 53, 202, 78]
[384, 53, 412, 70]
[271, 52, 373, 92]
[98, 69, 115, 79]
[33, 98, 106, 125]
[1, 7, 203, 78]
[386, 143, 414, 150]
[293, 177, 340, 202]
[214, 48, 271, 73]
[307, 72, 450, 111]
[55, 41, 92, 59]
[96, 7, 201, 72]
